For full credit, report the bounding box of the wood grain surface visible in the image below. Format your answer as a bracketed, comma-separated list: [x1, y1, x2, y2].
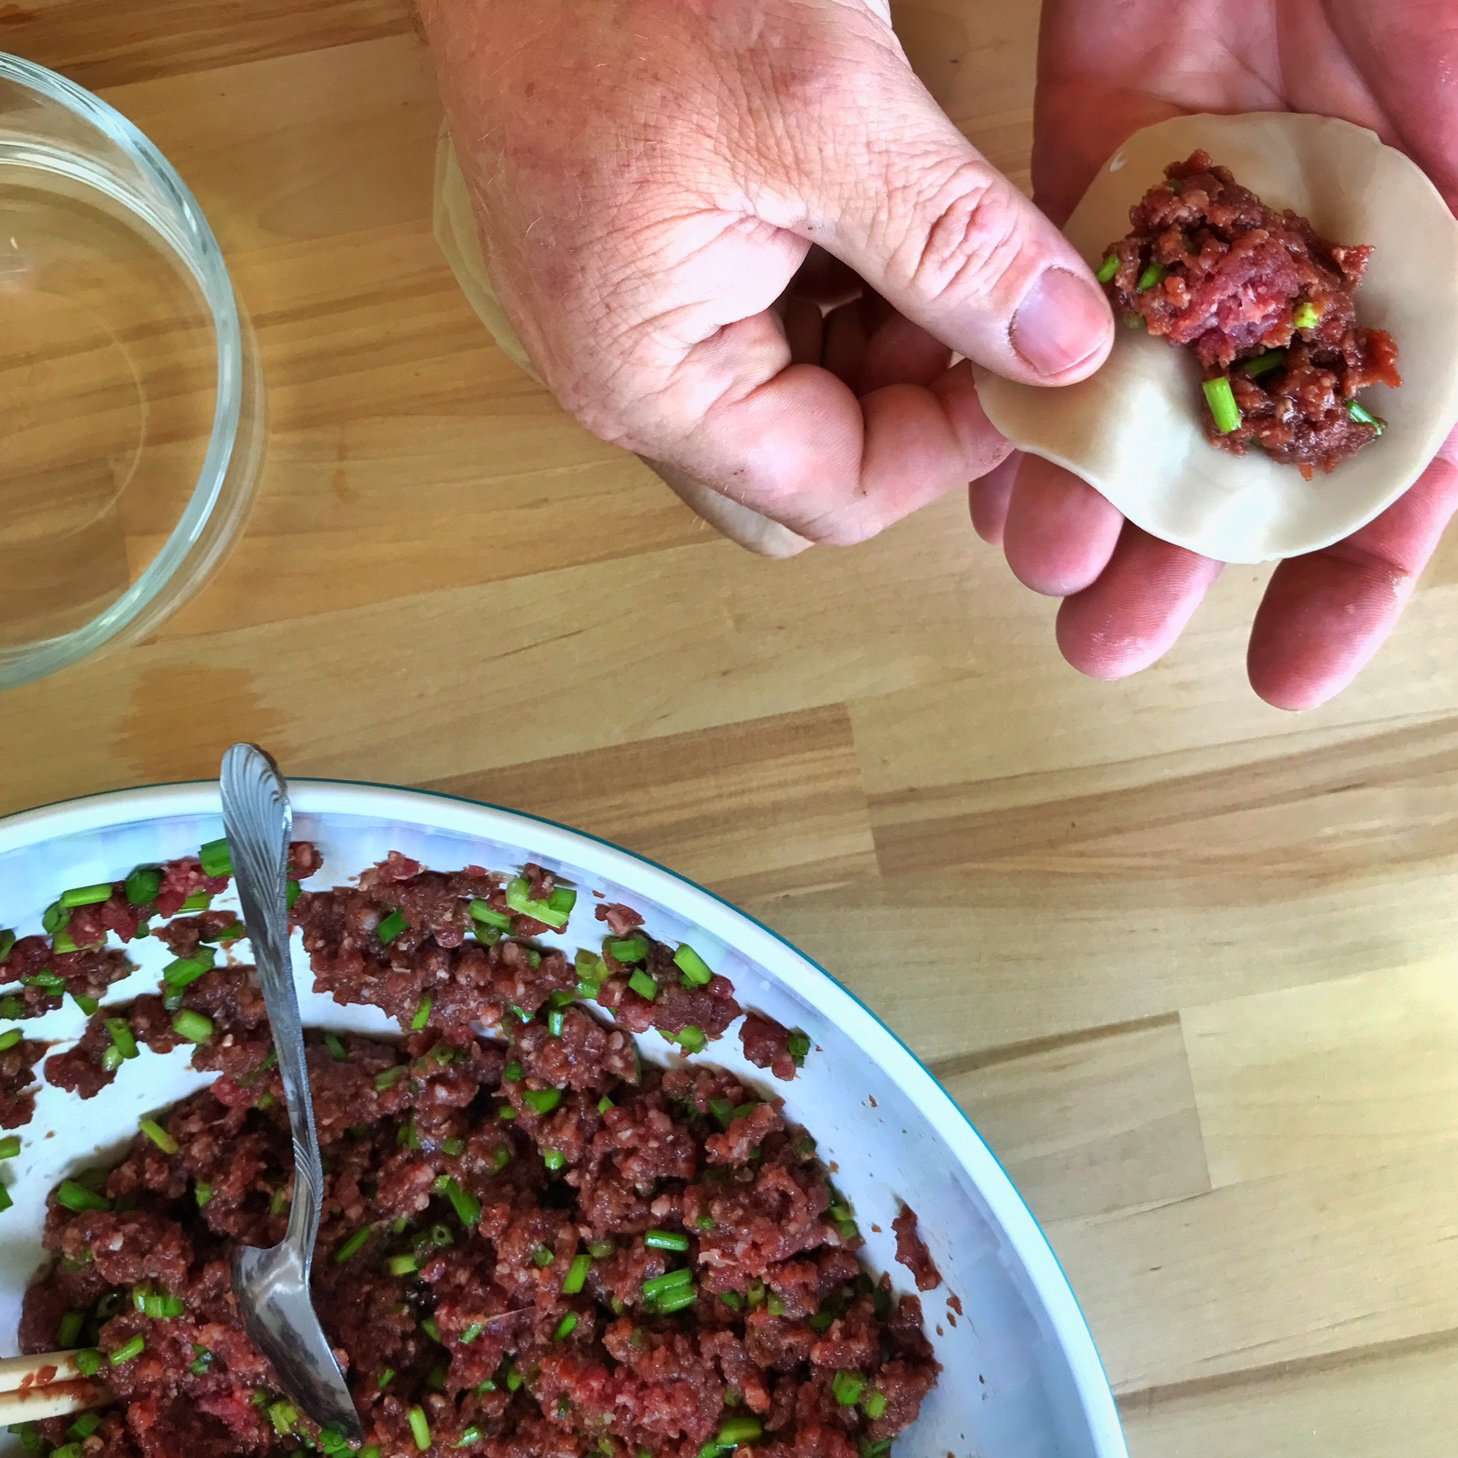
[5, 3, 1457, 1454]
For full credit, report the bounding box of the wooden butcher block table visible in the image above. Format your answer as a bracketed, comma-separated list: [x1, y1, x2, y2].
[4, 4, 1455, 1455]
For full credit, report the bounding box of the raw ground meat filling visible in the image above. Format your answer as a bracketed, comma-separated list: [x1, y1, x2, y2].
[1101, 149, 1401, 475]
[8, 852, 941, 1458]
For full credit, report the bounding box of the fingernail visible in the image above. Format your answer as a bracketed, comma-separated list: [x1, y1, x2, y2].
[1012, 267, 1112, 378]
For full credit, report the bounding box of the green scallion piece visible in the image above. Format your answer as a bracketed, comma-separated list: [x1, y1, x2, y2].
[607, 934, 648, 965]
[469, 899, 512, 930]
[831, 1370, 865, 1406]
[267, 1399, 298, 1436]
[1347, 399, 1386, 434]
[553, 1312, 578, 1341]
[108, 1335, 145, 1366]
[375, 909, 408, 945]
[57, 1310, 85, 1348]
[1095, 252, 1119, 283]
[178, 892, 212, 914]
[672, 1025, 706, 1054]
[171, 1010, 214, 1044]
[434, 1175, 481, 1228]
[505, 877, 572, 930]
[49, 1444, 83, 1458]
[627, 969, 657, 1002]
[1202, 376, 1241, 434]
[138, 1118, 177, 1154]
[1241, 348, 1286, 380]
[1293, 299, 1321, 330]
[387, 1253, 418, 1276]
[407, 1405, 431, 1451]
[324, 1032, 348, 1061]
[673, 943, 713, 987]
[374, 1065, 406, 1091]
[460, 1322, 485, 1344]
[57, 1180, 111, 1213]
[420, 1316, 442, 1343]
[72, 993, 99, 1016]
[503, 1060, 523, 1082]
[194, 1181, 214, 1208]
[644, 1229, 690, 1252]
[25, 970, 64, 994]
[546, 1008, 565, 1038]
[788, 1030, 812, 1065]
[333, 1227, 373, 1263]
[1136, 262, 1166, 292]
[60, 884, 112, 909]
[0, 1183, 14, 1213]
[105, 1018, 138, 1061]
[0, 929, 13, 962]
[0, 1030, 20, 1054]
[0, 996, 23, 1018]
[596, 1096, 614, 1115]
[543, 1149, 566, 1172]
[409, 994, 433, 1031]
[42, 902, 70, 935]
[198, 838, 233, 879]
[0, 1134, 19, 1159]
[716, 1415, 763, 1446]
[286, 879, 302, 910]
[532, 1245, 556, 1268]
[561, 1253, 591, 1295]
[649, 1282, 699, 1315]
[642, 1267, 694, 1300]
[377, 1366, 396, 1389]
[522, 1087, 562, 1115]
[124, 868, 162, 907]
[442, 1136, 465, 1157]
[457, 1426, 483, 1447]
[863, 1390, 888, 1419]
[73, 1348, 103, 1377]
[162, 954, 213, 992]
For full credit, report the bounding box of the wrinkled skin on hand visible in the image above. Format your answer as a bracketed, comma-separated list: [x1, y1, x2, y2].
[976, 0, 1458, 708]
[420, 0, 1112, 555]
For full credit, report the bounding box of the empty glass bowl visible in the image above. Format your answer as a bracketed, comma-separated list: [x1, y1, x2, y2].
[0, 55, 263, 688]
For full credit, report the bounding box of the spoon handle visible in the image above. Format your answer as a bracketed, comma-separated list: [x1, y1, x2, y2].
[220, 743, 325, 1272]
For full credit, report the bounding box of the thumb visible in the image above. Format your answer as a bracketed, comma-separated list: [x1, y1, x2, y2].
[805, 78, 1113, 386]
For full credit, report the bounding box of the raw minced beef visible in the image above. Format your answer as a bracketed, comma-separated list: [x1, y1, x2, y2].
[1101, 149, 1400, 475]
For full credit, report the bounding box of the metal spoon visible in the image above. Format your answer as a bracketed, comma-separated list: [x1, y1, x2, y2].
[220, 743, 363, 1442]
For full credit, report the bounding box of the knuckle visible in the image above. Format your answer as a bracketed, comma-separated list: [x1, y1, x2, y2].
[895, 162, 1025, 304]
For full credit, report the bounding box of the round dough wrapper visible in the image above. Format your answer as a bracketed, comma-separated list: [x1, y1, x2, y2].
[977, 112, 1458, 564]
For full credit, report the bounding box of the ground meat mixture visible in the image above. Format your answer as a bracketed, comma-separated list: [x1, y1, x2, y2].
[5, 848, 939, 1458]
[1100, 150, 1401, 475]
[891, 1206, 940, 1294]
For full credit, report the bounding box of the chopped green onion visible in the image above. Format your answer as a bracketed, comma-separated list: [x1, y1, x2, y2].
[787, 1030, 812, 1065]
[532, 1245, 556, 1267]
[0, 996, 22, 1018]
[57, 1310, 85, 1347]
[194, 1181, 214, 1208]
[456, 1427, 483, 1447]
[324, 1032, 348, 1061]
[1347, 399, 1386, 434]
[42, 902, 70, 935]
[73, 1348, 103, 1377]
[189, 1346, 214, 1377]
[434, 1174, 482, 1228]
[1241, 348, 1286, 379]
[0, 1135, 18, 1160]
[124, 868, 162, 907]
[178, 892, 212, 913]
[333, 1227, 373, 1263]
[377, 1366, 396, 1389]
[832, 1370, 865, 1406]
[52, 929, 86, 955]
[25, 970, 64, 993]
[420, 1316, 442, 1343]
[209, 923, 247, 944]
[767, 1294, 786, 1316]
[509, 1002, 533, 1023]
[673, 943, 713, 987]
[561, 1253, 592, 1294]
[708, 1098, 734, 1129]
[553, 1312, 578, 1341]
[409, 994, 433, 1031]
[198, 838, 233, 879]
[505, 877, 573, 930]
[48, 1445, 82, 1458]
[71, 993, 99, 1016]
[407, 1406, 431, 1451]
[1136, 262, 1166, 292]
[1095, 252, 1119, 283]
[497, 1105, 517, 1121]
[267, 1399, 298, 1435]
[162, 954, 213, 992]
[442, 1136, 465, 1157]
[57, 1180, 111, 1213]
[1202, 376, 1241, 435]
[105, 1018, 138, 1061]
[607, 935, 648, 964]
[374, 1065, 406, 1091]
[672, 1025, 707, 1054]
[503, 1061, 523, 1082]
[642, 1268, 694, 1300]
[0, 1030, 20, 1054]
[649, 1282, 699, 1315]
[1293, 299, 1321, 330]
[286, 879, 302, 910]
[108, 1335, 145, 1366]
[546, 1008, 565, 1038]
[138, 1118, 177, 1154]
[543, 1150, 566, 1172]
[469, 899, 512, 930]
[596, 1096, 614, 1116]
[862, 1441, 893, 1458]
[716, 1415, 763, 1446]
[644, 1229, 690, 1252]
[60, 884, 112, 909]
[100, 1046, 125, 1074]
[627, 969, 657, 1002]
[460, 1321, 485, 1344]
[863, 1390, 888, 1419]
[171, 1010, 214, 1044]
[522, 1087, 562, 1115]
[376, 909, 408, 944]
[587, 1239, 615, 1259]
[0, 929, 13, 962]
[547, 885, 577, 915]
[388, 1253, 418, 1276]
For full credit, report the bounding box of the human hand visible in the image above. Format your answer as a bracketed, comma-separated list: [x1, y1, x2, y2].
[418, 0, 1112, 556]
[975, 0, 1458, 708]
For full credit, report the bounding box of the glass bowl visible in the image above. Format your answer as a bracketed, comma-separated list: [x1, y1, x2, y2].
[0, 780, 1126, 1458]
[0, 55, 263, 689]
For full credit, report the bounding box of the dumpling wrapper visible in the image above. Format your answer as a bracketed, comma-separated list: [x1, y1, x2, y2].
[977, 112, 1458, 565]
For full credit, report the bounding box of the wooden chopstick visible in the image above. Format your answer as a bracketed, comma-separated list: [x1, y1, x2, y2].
[0, 1350, 106, 1427]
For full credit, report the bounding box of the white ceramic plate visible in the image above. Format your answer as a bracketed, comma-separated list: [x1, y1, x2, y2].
[0, 781, 1126, 1458]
